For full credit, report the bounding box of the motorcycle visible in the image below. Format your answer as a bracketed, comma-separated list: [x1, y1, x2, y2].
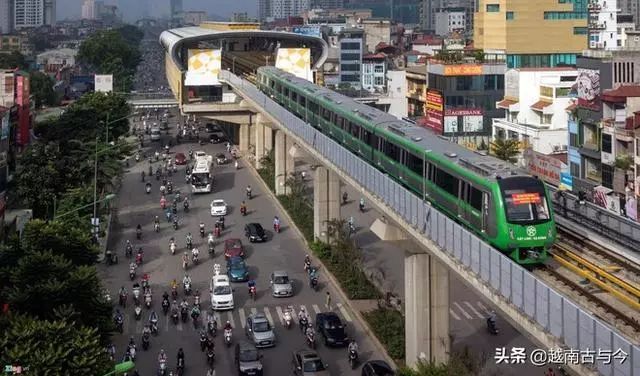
[206, 349, 215, 366]
[134, 306, 142, 320]
[192, 251, 199, 265]
[199, 226, 205, 238]
[246, 189, 252, 200]
[171, 309, 179, 325]
[145, 184, 151, 194]
[125, 245, 133, 258]
[162, 298, 170, 315]
[216, 217, 225, 231]
[170, 242, 176, 255]
[359, 200, 365, 212]
[127, 345, 136, 361]
[349, 349, 358, 369]
[186, 238, 193, 250]
[487, 318, 499, 335]
[249, 285, 257, 301]
[142, 332, 150, 350]
[299, 317, 308, 334]
[173, 219, 179, 230]
[283, 307, 292, 329]
[208, 242, 214, 257]
[274, 222, 280, 233]
[150, 316, 159, 334]
[184, 280, 192, 295]
[240, 206, 246, 216]
[154, 222, 160, 232]
[306, 330, 316, 349]
[200, 332, 208, 352]
[191, 309, 200, 328]
[224, 328, 232, 347]
[115, 314, 124, 333]
[171, 286, 178, 300]
[181, 306, 188, 323]
[177, 358, 185, 375]
[132, 286, 141, 305]
[310, 273, 319, 291]
[214, 225, 221, 238]
[183, 200, 189, 212]
[129, 265, 136, 280]
[106, 250, 118, 265]
[136, 228, 142, 240]
[135, 251, 143, 266]
[159, 359, 167, 376]
[207, 319, 217, 337]
[119, 291, 128, 307]
[145, 293, 152, 309]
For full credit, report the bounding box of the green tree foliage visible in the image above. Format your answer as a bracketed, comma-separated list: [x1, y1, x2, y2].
[54, 185, 95, 232]
[29, 71, 57, 108]
[490, 138, 520, 163]
[22, 219, 98, 265]
[0, 51, 27, 70]
[116, 24, 144, 47]
[397, 348, 485, 376]
[77, 28, 142, 92]
[362, 307, 405, 359]
[0, 314, 111, 375]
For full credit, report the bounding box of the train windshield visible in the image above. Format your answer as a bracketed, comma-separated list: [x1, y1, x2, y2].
[498, 177, 550, 224]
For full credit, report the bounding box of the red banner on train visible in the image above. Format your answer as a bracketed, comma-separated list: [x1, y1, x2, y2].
[512, 193, 541, 205]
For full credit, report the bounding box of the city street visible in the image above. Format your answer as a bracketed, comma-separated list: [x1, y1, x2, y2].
[99, 115, 386, 375]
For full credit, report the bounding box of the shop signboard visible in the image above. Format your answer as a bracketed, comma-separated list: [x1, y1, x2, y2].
[522, 148, 569, 187]
[444, 116, 458, 133]
[462, 115, 483, 132]
[443, 64, 483, 76]
[424, 89, 443, 134]
[94, 74, 113, 92]
[292, 26, 321, 37]
[445, 108, 482, 116]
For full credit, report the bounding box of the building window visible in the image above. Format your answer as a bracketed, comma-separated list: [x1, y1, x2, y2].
[506, 11, 514, 20]
[374, 65, 384, 73]
[601, 164, 613, 188]
[570, 162, 580, 177]
[544, 11, 587, 19]
[569, 132, 579, 147]
[542, 114, 552, 124]
[573, 27, 588, 35]
[341, 64, 360, 71]
[602, 133, 612, 153]
[341, 42, 360, 50]
[486, 4, 500, 12]
[341, 53, 361, 61]
[508, 130, 519, 140]
[341, 74, 360, 82]
[374, 76, 384, 86]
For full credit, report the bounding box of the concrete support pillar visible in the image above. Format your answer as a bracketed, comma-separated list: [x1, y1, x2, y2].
[274, 130, 294, 195]
[313, 166, 341, 243]
[405, 253, 450, 368]
[254, 115, 273, 169]
[239, 122, 250, 152]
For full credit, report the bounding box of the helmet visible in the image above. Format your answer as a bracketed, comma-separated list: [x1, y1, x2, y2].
[160, 349, 165, 354]
[301, 307, 306, 312]
[226, 320, 230, 325]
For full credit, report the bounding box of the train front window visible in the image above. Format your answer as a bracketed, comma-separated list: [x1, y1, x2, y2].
[498, 177, 550, 224]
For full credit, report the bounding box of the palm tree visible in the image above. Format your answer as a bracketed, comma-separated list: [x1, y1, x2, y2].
[490, 138, 520, 163]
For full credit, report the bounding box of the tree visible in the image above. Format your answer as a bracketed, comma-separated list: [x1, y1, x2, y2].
[0, 51, 27, 70]
[397, 348, 486, 376]
[22, 219, 98, 265]
[0, 314, 111, 375]
[116, 25, 144, 47]
[490, 138, 520, 163]
[30, 71, 57, 108]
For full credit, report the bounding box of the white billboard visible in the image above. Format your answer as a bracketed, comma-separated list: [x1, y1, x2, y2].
[444, 116, 458, 133]
[275, 48, 312, 82]
[94, 74, 113, 92]
[463, 115, 483, 132]
[185, 49, 222, 86]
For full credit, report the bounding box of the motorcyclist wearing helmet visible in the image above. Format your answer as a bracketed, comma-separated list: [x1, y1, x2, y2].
[348, 339, 359, 353]
[247, 279, 256, 294]
[298, 306, 308, 321]
[158, 349, 167, 363]
[183, 273, 192, 287]
[224, 320, 233, 331]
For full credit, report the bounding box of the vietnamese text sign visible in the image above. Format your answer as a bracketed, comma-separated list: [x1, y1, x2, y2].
[523, 148, 568, 186]
[443, 64, 483, 76]
[94, 74, 113, 92]
[424, 89, 443, 134]
[512, 193, 541, 205]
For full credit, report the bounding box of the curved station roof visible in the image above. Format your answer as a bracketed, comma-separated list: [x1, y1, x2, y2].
[159, 23, 328, 72]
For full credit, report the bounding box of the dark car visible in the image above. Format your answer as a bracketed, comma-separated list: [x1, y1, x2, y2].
[245, 223, 267, 243]
[361, 360, 395, 376]
[227, 256, 250, 282]
[206, 123, 226, 142]
[315, 312, 348, 347]
[174, 152, 187, 165]
[292, 350, 329, 376]
[235, 341, 264, 376]
[224, 238, 245, 259]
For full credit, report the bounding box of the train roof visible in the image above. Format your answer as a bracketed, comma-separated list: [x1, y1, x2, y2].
[258, 66, 524, 182]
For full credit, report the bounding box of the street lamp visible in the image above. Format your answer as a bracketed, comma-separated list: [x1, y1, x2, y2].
[102, 360, 135, 376]
[100, 111, 142, 144]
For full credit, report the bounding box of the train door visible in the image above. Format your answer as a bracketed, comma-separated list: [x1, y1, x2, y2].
[458, 181, 467, 220]
[481, 193, 489, 233]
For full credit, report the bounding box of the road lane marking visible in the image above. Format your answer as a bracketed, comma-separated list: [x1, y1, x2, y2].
[452, 302, 473, 319]
[275, 306, 285, 325]
[135, 319, 142, 334]
[464, 301, 484, 319]
[164, 315, 169, 331]
[226, 311, 236, 328]
[312, 304, 321, 314]
[177, 321, 183, 331]
[263, 307, 275, 326]
[449, 309, 461, 320]
[238, 309, 245, 328]
[251, 307, 258, 317]
[477, 301, 491, 315]
[336, 303, 352, 322]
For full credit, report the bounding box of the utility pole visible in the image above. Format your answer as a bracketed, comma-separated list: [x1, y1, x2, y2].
[92, 136, 99, 241]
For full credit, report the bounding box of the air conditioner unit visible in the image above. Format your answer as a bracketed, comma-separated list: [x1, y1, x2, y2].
[560, 145, 568, 151]
[635, 36, 640, 42]
[589, 41, 597, 48]
[553, 145, 560, 152]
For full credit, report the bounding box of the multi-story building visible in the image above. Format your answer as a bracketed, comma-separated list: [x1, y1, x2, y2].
[387, 69, 408, 118]
[183, 11, 207, 26]
[36, 48, 77, 74]
[405, 65, 427, 117]
[0, 35, 27, 54]
[619, 0, 640, 31]
[14, 0, 55, 28]
[339, 28, 364, 89]
[0, 0, 13, 33]
[493, 68, 577, 165]
[474, 0, 588, 68]
[362, 53, 386, 92]
[81, 0, 104, 20]
[259, 0, 271, 22]
[271, 0, 310, 19]
[435, 7, 466, 36]
[587, 0, 620, 50]
[358, 19, 393, 54]
[311, 0, 343, 8]
[421, 0, 474, 34]
[425, 59, 507, 148]
[571, 50, 640, 196]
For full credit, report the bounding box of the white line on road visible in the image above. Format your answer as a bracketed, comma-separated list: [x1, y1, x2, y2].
[449, 309, 461, 320]
[464, 301, 484, 319]
[312, 304, 321, 314]
[177, 321, 183, 332]
[263, 307, 275, 326]
[237, 309, 245, 328]
[251, 307, 258, 317]
[164, 315, 169, 331]
[453, 302, 473, 319]
[275, 306, 285, 325]
[336, 303, 352, 322]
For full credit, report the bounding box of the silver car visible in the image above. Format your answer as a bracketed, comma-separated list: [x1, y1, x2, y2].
[245, 313, 276, 348]
[270, 271, 293, 297]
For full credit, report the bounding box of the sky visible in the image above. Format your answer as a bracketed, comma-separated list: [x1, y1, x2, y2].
[56, 0, 257, 22]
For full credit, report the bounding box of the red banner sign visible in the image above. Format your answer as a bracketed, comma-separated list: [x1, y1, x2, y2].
[512, 193, 541, 205]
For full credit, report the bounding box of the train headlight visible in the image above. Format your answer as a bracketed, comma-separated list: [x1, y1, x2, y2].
[508, 228, 515, 240]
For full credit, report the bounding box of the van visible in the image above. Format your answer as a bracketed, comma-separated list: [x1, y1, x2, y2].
[150, 127, 161, 141]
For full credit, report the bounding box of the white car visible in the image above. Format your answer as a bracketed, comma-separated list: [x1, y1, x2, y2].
[210, 199, 228, 216]
[210, 275, 234, 310]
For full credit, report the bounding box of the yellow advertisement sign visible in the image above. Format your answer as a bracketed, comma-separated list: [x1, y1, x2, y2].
[443, 64, 483, 76]
[275, 48, 312, 82]
[185, 49, 221, 86]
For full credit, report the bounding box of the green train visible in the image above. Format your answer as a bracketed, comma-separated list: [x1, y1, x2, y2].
[256, 67, 556, 265]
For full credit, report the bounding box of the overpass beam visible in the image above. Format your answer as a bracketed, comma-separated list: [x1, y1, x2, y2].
[313, 166, 341, 243]
[405, 253, 450, 368]
[274, 130, 294, 195]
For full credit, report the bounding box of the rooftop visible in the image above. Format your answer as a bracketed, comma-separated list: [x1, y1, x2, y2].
[405, 65, 426, 75]
[516, 67, 577, 72]
[602, 85, 640, 100]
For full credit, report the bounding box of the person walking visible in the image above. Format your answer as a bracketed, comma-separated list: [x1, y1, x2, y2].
[325, 291, 332, 310]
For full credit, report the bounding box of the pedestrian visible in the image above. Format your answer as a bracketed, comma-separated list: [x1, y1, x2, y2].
[325, 291, 332, 310]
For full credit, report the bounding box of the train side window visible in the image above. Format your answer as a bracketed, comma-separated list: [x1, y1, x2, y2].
[383, 140, 400, 162]
[336, 116, 344, 130]
[361, 129, 372, 145]
[459, 181, 468, 201]
[434, 168, 459, 197]
[469, 186, 483, 211]
[322, 108, 332, 121]
[291, 91, 297, 102]
[350, 122, 360, 138]
[284, 87, 289, 97]
[276, 83, 281, 93]
[308, 101, 318, 114]
[372, 134, 380, 151]
[299, 96, 305, 107]
[269, 80, 275, 89]
[405, 152, 423, 175]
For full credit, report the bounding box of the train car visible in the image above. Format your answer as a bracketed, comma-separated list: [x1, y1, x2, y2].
[256, 67, 556, 265]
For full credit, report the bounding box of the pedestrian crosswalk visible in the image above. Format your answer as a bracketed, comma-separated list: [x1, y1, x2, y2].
[449, 300, 491, 321]
[122, 303, 354, 334]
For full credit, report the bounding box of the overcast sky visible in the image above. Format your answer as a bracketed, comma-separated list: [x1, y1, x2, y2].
[57, 0, 256, 22]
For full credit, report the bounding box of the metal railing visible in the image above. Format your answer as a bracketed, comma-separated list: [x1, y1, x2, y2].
[220, 70, 640, 376]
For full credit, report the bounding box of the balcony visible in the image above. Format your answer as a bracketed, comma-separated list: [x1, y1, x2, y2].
[588, 22, 606, 30]
[406, 90, 424, 101]
[602, 118, 635, 141]
[579, 140, 601, 159]
[588, 2, 601, 11]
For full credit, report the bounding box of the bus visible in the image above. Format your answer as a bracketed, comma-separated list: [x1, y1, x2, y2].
[190, 156, 213, 193]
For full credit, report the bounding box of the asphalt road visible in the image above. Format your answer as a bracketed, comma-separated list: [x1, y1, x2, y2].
[99, 114, 386, 375]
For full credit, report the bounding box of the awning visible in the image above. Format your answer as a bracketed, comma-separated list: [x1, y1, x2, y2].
[531, 100, 553, 112]
[496, 99, 518, 110]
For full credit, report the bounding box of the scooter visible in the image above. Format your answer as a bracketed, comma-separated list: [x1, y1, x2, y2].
[132, 286, 140, 305]
[206, 348, 215, 366]
[274, 222, 280, 233]
[159, 359, 167, 376]
[119, 291, 128, 307]
[136, 228, 142, 240]
[224, 328, 232, 347]
[306, 330, 315, 349]
[283, 307, 292, 329]
[173, 219, 179, 230]
[150, 316, 159, 334]
[142, 332, 150, 350]
[208, 242, 214, 257]
[171, 309, 179, 325]
[115, 314, 124, 333]
[487, 318, 499, 335]
[249, 285, 257, 301]
[154, 222, 160, 232]
[349, 349, 358, 369]
[181, 307, 188, 323]
[299, 317, 309, 334]
[129, 265, 136, 280]
[207, 319, 217, 337]
[192, 252, 199, 265]
[162, 298, 170, 315]
[310, 274, 319, 291]
[199, 226, 205, 238]
[200, 332, 208, 352]
[183, 200, 189, 212]
[145, 184, 151, 194]
[240, 206, 246, 216]
[134, 306, 142, 320]
[184, 280, 192, 295]
[170, 242, 176, 255]
[144, 293, 152, 309]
